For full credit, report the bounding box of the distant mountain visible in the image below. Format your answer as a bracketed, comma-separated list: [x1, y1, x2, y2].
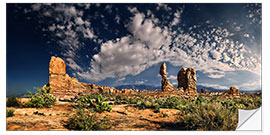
[196, 85, 226, 92]
[114, 84, 225, 92]
[114, 84, 261, 93]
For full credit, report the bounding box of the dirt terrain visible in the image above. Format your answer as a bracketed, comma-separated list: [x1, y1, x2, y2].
[7, 100, 181, 131]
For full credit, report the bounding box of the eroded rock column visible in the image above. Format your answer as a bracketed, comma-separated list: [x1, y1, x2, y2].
[177, 67, 197, 95]
[49, 56, 86, 100]
[160, 63, 176, 91]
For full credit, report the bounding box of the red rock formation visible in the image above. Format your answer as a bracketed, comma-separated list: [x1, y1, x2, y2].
[177, 67, 197, 96]
[228, 86, 240, 97]
[49, 57, 87, 100]
[177, 68, 187, 89]
[160, 63, 177, 92]
[48, 56, 123, 100]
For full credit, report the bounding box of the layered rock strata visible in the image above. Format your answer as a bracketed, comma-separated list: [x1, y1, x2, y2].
[48, 56, 122, 100]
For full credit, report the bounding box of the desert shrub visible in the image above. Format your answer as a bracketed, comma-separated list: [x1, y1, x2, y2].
[232, 95, 261, 110]
[24, 86, 56, 108]
[66, 109, 111, 130]
[173, 94, 261, 130]
[6, 96, 21, 107]
[161, 96, 189, 109]
[77, 94, 112, 113]
[128, 98, 138, 104]
[176, 102, 238, 130]
[136, 98, 161, 113]
[6, 109, 15, 117]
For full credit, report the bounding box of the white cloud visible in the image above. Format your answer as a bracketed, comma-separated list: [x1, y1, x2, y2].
[135, 80, 147, 84]
[170, 10, 182, 26]
[238, 81, 261, 90]
[75, 17, 84, 25]
[168, 75, 177, 80]
[198, 83, 228, 90]
[25, 4, 261, 86]
[115, 15, 121, 24]
[207, 72, 225, 78]
[116, 77, 126, 82]
[66, 58, 83, 71]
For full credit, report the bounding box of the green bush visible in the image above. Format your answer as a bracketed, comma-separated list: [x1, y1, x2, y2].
[176, 102, 238, 130]
[66, 109, 111, 130]
[77, 94, 112, 113]
[24, 86, 56, 108]
[173, 94, 262, 131]
[161, 96, 189, 109]
[6, 96, 21, 107]
[6, 109, 15, 117]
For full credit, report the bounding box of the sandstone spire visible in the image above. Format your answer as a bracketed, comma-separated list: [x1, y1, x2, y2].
[159, 63, 176, 91]
[49, 56, 66, 75]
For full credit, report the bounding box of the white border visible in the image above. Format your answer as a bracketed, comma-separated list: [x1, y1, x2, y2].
[1, 1, 269, 135]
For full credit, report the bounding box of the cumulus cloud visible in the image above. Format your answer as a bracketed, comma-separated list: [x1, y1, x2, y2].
[79, 9, 261, 82]
[24, 4, 261, 88]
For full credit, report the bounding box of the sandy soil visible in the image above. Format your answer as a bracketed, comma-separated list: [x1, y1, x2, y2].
[6, 101, 181, 131]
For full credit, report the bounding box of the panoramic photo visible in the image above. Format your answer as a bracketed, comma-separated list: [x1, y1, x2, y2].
[6, 3, 261, 131]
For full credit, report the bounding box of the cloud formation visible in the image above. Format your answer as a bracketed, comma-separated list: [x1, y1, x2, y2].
[24, 4, 261, 91]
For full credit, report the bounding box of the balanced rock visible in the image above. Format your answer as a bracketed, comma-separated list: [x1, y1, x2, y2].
[177, 67, 197, 95]
[228, 86, 240, 97]
[160, 63, 177, 92]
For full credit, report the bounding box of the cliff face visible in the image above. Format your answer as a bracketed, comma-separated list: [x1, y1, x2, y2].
[48, 57, 199, 100]
[49, 56, 87, 99]
[48, 56, 121, 100]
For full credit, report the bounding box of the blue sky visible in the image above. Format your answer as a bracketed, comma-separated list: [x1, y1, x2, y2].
[6, 3, 261, 96]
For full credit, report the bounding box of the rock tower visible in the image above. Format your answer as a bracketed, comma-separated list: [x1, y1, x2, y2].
[177, 67, 197, 95]
[159, 63, 177, 91]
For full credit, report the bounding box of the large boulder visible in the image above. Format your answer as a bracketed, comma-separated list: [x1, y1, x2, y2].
[160, 63, 177, 92]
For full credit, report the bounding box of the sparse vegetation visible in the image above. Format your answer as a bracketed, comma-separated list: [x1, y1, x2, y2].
[24, 86, 56, 108]
[173, 94, 262, 130]
[65, 109, 111, 130]
[6, 109, 15, 117]
[76, 94, 112, 113]
[6, 92, 261, 131]
[6, 96, 21, 107]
